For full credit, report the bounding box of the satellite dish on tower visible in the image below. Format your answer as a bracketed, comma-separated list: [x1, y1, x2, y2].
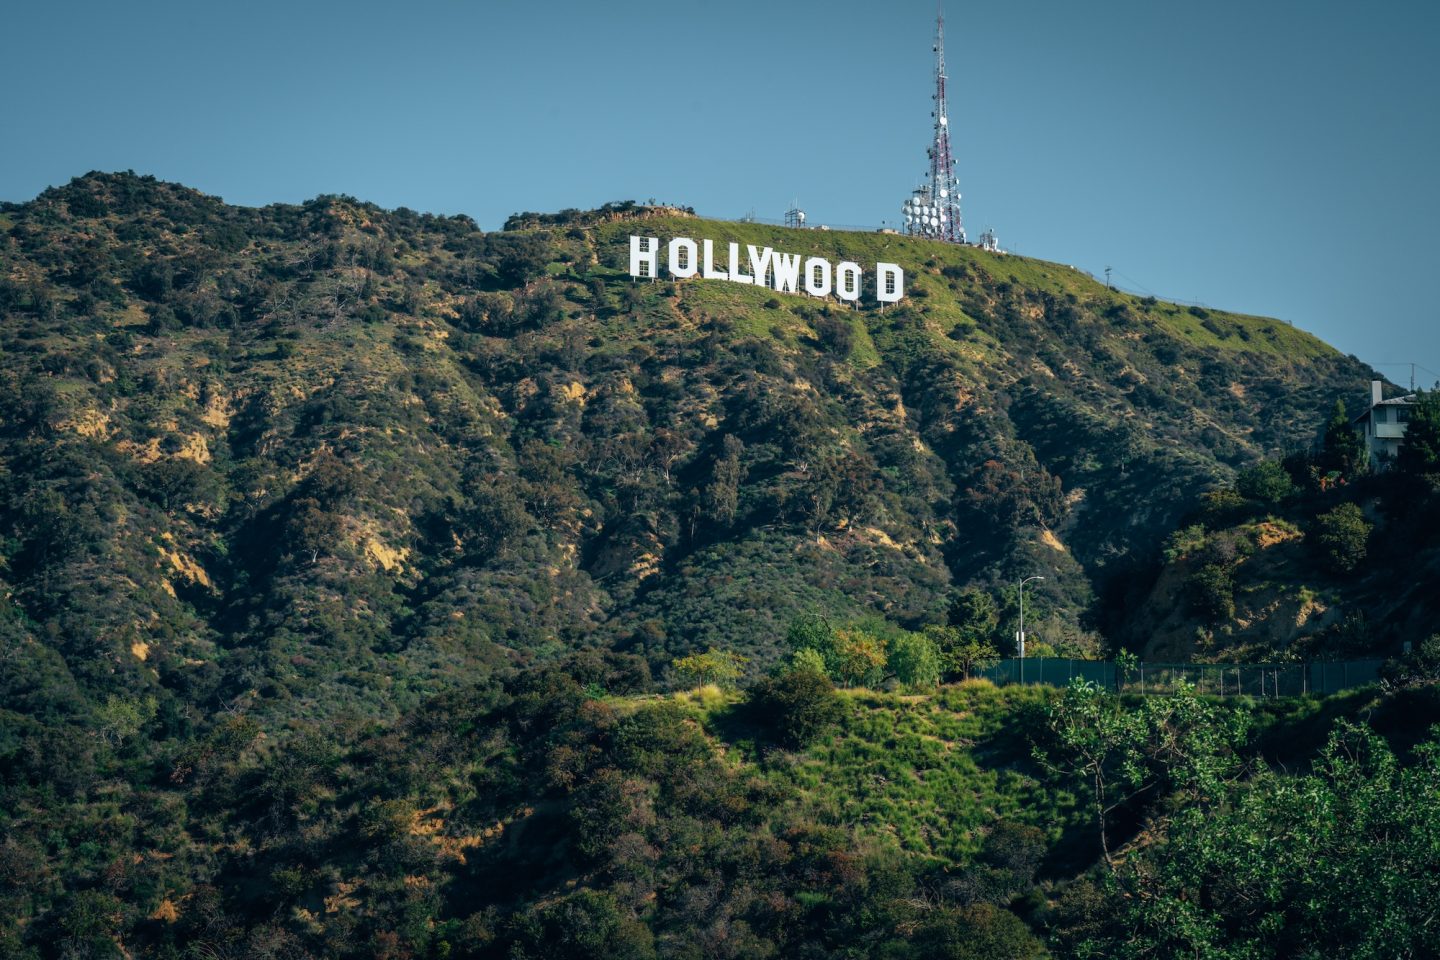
[898, 8, 968, 244]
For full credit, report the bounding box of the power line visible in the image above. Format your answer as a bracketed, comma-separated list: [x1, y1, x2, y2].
[1373, 362, 1440, 391]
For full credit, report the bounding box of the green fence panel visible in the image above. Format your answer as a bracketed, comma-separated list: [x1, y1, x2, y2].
[973, 657, 1384, 698]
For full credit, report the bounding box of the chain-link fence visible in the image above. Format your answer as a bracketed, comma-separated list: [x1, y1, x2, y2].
[975, 658, 1117, 689]
[974, 658, 1385, 698]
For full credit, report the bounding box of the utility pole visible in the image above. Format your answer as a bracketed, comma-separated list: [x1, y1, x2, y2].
[1017, 575, 1045, 658]
[1104, 266, 1112, 290]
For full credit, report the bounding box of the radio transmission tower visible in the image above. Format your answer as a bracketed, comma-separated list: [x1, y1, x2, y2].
[902, 6, 966, 244]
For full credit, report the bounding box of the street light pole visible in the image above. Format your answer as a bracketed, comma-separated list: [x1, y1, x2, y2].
[1018, 575, 1045, 659]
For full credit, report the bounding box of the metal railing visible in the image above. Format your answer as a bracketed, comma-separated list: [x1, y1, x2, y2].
[973, 657, 1385, 698]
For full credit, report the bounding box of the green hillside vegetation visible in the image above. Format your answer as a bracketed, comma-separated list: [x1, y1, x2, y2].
[6, 638, 1440, 959]
[0, 173, 1380, 721]
[1121, 391, 1440, 662]
[4, 173, 1439, 958]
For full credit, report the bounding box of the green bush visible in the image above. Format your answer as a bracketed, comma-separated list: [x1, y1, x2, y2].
[914, 903, 1047, 959]
[1186, 563, 1235, 622]
[746, 668, 844, 748]
[1235, 460, 1294, 503]
[1383, 633, 1440, 684]
[1163, 523, 1209, 562]
[887, 631, 941, 689]
[1310, 502, 1370, 573]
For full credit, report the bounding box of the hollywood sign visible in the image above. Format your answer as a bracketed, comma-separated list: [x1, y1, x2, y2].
[629, 235, 905, 304]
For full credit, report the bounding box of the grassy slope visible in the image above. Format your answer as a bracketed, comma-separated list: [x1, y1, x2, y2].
[669, 680, 1087, 868]
[595, 215, 1338, 362]
[649, 674, 1430, 873]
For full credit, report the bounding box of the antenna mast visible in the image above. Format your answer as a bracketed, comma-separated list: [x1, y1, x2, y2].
[902, 5, 966, 243]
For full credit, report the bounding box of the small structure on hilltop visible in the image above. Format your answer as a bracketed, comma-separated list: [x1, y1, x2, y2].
[1353, 379, 1416, 465]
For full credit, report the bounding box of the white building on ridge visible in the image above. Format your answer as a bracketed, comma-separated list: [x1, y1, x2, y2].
[1353, 379, 1415, 465]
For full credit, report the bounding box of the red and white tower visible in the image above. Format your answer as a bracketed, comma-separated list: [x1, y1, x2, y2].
[902, 7, 966, 244]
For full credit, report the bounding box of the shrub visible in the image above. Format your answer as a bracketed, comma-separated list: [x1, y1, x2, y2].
[670, 648, 746, 689]
[1382, 633, 1440, 684]
[747, 669, 844, 748]
[1310, 502, 1370, 573]
[914, 903, 1047, 959]
[1163, 524, 1209, 563]
[1235, 460, 1294, 503]
[1186, 563, 1235, 622]
[887, 631, 941, 689]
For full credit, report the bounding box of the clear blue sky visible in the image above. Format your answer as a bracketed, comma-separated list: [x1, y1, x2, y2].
[4, 0, 1437, 381]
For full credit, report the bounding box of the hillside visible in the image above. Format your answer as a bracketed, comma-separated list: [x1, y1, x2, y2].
[5, 642, 1440, 959]
[1119, 462, 1440, 663]
[0, 172, 1380, 726]
[6, 172, 1440, 959]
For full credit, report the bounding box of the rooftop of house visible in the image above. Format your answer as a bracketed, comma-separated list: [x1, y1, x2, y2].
[1352, 387, 1415, 425]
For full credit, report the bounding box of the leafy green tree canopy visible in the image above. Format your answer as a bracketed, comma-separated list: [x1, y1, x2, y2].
[1235, 459, 1294, 503]
[1311, 501, 1371, 574]
[670, 647, 747, 689]
[1398, 387, 1440, 474]
[746, 667, 845, 748]
[887, 631, 941, 689]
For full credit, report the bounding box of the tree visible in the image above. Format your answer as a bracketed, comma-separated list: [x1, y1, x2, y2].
[134, 457, 216, 514]
[1195, 486, 1249, 527]
[1382, 632, 1440, 684]
[54, 890, 125, 959]
[1234, 459, 1294, 503]
[887, 631, 941, 689]
[649, 427, 687, 485]
[464, 480, 532, 560]
[1185, 562, 1235, 623]
[283, 496, 343, 564]
[831, 628, 888, 687]
[801, 448, 880, 535]
[747, 668, 844, 748]
[1319, 398, 1368, 480]
[1311, 501, 1370, 573]
[95, 694, 158, 748]
[1082, 723, 1440, 959]
[790, 646, 828, 675]
[701, 434, 745, 530]
[670, 648, 747, 689]
[1035, 681, 1249, 869]
[510, 889, 656, 960]
[1397, 388, 1440, 474]
[915, 903, 1047, 960]
[813, 313, 856, 357]
[486, 231, 553, 288]
[944, 590, 1003, 677]
[963, 458, 1066, 532]
[925, 624, 1000, 680]
[787, 612, 839, 678]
